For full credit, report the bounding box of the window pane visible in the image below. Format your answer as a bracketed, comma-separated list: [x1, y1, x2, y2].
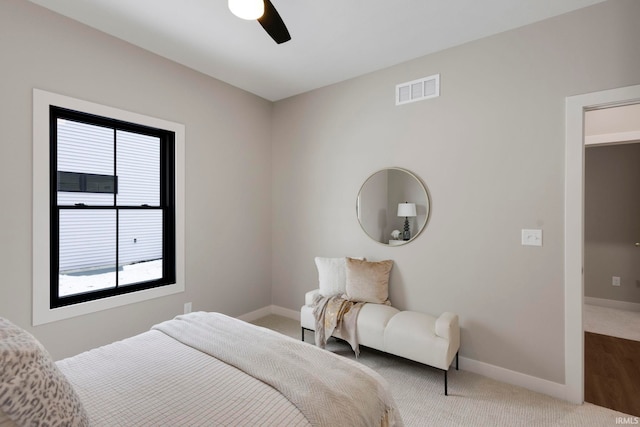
[57, 119, 114, 206]
[116, 130, 160, 206]
[58, 210, 116, 296]
[118, 210, 163, 286]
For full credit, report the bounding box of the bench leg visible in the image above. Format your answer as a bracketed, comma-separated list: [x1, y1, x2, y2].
[444, 370, 448, 396]
[443, 352, 459, 395]
[301, 327, 305, 342]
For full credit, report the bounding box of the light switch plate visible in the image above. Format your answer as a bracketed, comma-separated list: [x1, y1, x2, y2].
[522, 229, 543, 246]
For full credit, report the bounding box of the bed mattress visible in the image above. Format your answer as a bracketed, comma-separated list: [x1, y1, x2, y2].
[57, 329, 310, 426]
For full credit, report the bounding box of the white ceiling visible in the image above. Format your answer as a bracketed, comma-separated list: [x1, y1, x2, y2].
[28, 0, 605, 101]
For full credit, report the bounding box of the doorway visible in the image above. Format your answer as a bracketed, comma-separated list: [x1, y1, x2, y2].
[565, 84, 640, 406]
[582, 118, 640, 415]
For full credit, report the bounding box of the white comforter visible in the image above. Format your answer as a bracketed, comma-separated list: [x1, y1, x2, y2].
[58, 312, 403, 427]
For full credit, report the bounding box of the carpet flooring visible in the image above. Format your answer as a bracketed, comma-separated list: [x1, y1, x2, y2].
[251, 315, 634, 427]
[583, 304, 640, 342]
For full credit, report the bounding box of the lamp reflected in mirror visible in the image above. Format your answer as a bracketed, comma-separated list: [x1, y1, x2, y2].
[397, 202, 416, 240]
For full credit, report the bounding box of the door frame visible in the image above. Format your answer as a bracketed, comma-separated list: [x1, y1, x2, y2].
[565, 83, 640, 404]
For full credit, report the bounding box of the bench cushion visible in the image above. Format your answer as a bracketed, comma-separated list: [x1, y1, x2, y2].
[300, 303, 399, 350]
[384, 311, 451, 370]
[356, 304, 400, 350]
[301, 292, 460, 375]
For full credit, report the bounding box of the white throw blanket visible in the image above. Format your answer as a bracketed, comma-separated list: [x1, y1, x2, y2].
[152, 312, 403, 427]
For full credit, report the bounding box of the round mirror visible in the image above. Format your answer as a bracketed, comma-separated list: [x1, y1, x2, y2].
[356, 168, 430, 246]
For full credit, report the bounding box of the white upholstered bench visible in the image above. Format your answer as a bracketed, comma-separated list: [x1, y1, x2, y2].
[301, 289, 460, 395]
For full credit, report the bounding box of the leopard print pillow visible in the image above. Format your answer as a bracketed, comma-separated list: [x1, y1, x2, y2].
[0, 317, 89, 427]
[0, 409, 18, 427]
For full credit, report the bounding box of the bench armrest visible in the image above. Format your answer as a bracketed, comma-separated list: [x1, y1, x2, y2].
[435, 312, 459, 341]
[304, 289, 321, 306]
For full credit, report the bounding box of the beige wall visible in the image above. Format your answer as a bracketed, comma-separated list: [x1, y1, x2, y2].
[585, 143, 640, 303]
[2, 0, 640, 389]
[0, 1, 273, 359]
[271, 0, 640, 383]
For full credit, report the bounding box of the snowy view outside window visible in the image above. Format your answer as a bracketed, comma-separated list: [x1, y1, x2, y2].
[59, 260, 163, 296]
[56, 119, 163, 297]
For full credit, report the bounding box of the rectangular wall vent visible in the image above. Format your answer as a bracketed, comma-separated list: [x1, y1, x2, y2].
[396, 74, 440, 106]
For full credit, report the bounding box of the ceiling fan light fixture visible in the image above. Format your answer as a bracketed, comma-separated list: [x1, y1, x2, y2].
[228, 0, 264, 20]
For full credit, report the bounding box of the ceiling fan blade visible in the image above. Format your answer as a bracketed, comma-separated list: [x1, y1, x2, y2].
[258, 0, 291, 44]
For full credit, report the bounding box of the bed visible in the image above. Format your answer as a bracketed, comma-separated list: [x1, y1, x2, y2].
[0, 312, 403, 426]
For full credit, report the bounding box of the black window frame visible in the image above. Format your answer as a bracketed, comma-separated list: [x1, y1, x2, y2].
[49, 106, 176, 308]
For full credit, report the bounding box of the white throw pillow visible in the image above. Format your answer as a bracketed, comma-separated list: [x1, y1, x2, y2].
[315, 257, 365, 297]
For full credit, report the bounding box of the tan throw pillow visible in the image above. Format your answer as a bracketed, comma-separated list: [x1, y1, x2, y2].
[345, 258, 393, 303]
[0, 317, 90, 427]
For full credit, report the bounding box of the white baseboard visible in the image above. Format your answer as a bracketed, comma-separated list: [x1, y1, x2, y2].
[237, 306, 273, 322]
[584, 296, 640, 312]
[241, 305, 570, 402]
[459, 356, 568, 401]
[271, 305, 300, 321]
[238, 305, 300, 323]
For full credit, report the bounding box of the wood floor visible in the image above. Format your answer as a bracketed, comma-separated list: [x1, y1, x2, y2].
[585, 331, 640, 416]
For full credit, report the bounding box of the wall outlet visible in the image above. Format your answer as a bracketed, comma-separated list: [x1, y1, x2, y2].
[521, 229, 542, 246]
[184, 302, 192, 314]
[612, 276, 621, 287]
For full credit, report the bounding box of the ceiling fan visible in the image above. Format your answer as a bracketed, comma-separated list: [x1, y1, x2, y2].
[228, 0, 291, 44]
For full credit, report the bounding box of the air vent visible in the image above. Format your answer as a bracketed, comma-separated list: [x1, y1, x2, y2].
[396, 74, 440, 106]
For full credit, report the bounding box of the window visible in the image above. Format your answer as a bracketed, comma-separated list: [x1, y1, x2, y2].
[51, 107, 176, 307]
[33, 90, 185, 325]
